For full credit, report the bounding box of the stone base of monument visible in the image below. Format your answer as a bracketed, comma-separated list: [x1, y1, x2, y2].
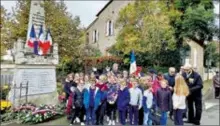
[9, 91, 58, 107]
[8, 65, 58, 107]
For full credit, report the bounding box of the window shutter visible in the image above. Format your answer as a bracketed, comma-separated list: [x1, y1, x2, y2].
[92, 30, 95, 43]
[111, 20, 114, 35]
[96, 30, 99, 41]
[106, 21, 109, 36]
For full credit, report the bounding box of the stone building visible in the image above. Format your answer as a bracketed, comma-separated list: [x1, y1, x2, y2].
[86, 0, 133, 55]
[86, 0, 219, 79]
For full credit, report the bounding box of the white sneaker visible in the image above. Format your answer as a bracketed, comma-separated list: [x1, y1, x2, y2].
[81, 122, 85, 125]
[70, 124, 73, 126]
[108, 120, 112, 125]
[76, 118, 80, 123]
[183, 118, 188, 122]
[112, 120, 115, 125]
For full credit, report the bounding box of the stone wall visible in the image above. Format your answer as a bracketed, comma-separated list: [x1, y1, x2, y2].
[187, 40, 205, 79]
[87, 1, 133, 55]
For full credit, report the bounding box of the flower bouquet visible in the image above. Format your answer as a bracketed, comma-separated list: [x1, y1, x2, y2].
[1, 103, 65, 124]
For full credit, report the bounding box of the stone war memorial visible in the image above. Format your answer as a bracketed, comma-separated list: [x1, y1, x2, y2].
[8, 0, 59, 107]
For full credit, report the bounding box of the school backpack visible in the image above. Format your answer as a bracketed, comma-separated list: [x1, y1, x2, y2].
[149, 96, 161, 125]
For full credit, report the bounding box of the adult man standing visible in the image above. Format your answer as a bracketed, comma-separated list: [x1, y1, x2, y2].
[182, 64, 203, 125]
[148, 69, 157, 81]
[164, 67, 176, 119]
[111, 63, 120, 77]
[213, 71, 220, 99]
[164, 67, 176, 89]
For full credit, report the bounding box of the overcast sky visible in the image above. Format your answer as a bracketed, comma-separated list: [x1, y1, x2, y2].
[1, 1, 109, 27]
[1, 1, 219, 27]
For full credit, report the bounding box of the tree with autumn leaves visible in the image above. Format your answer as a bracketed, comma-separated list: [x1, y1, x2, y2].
[1, 0, 90, 74]
[1, 0, 85, 61]
[1, 5, 10, 56]
[109, 0, 218, 69]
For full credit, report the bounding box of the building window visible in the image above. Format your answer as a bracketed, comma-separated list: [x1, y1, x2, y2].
[106, 20, 114, 36]
[92, 30, 98, 43]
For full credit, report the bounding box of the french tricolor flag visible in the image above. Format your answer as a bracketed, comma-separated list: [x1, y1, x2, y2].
[129, 50, 137, 75]
[38, 25, 44, 55]
[40, 28, 52, 55]
[45, 29, 52, 46]
[27, 24, 36, 48]
[27, 24, 38, 55]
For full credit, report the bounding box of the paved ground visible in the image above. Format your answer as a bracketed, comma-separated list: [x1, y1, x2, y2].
[36, 90, 219, 126]
[200, 89, 219, 125]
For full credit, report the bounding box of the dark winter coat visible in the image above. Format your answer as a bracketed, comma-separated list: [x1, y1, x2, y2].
[117, 87, 130, 111]
[164, 73, 176, 87]
[64, 81, 75, 100]
[182, 71, 203, 97]
[156, 87, 172, 112]
[74, 87, 84, 108]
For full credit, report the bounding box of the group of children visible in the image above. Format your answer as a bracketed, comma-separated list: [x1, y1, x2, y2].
[64, 70, 189, 126]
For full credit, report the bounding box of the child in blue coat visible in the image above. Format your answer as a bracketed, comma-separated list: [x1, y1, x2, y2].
[117, 79, 130, 125]
[83, 79, 101, 125]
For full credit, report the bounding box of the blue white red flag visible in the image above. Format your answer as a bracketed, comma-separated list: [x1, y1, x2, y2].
[40, 28, 52, 55]
[129, 50, 137, 75]
[38, 25, 44, 55]
[45, 29, 52, 46]
[27, 24, 36, 48]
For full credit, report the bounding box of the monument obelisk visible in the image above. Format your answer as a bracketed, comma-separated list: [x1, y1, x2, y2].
[8, 0, 59, 107]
